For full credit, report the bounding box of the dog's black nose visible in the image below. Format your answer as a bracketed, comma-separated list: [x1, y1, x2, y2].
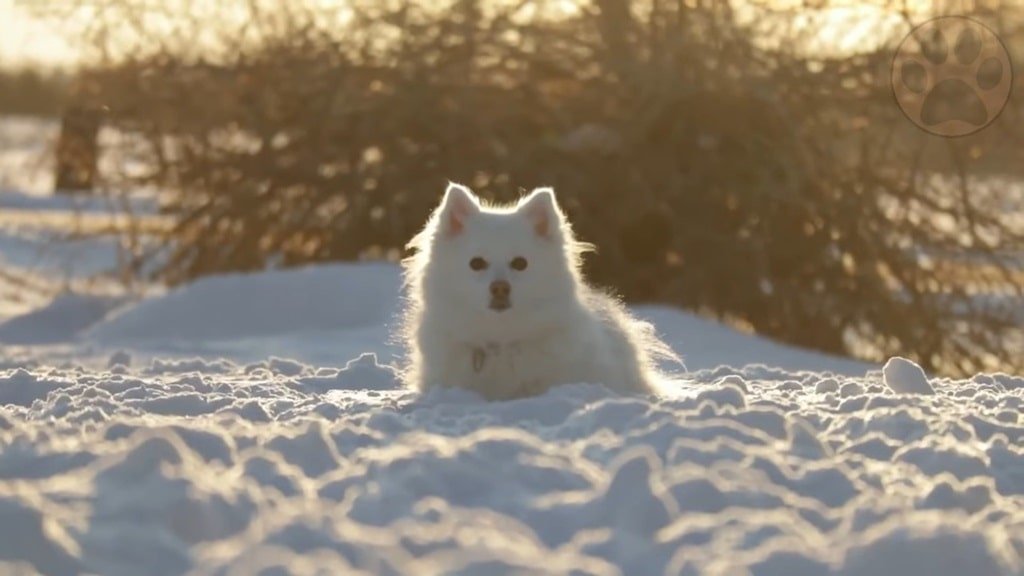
[489, 280, 510, 299]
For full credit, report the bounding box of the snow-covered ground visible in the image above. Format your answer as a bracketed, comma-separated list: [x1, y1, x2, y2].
[2, 262, 1024, 576]
[2, 117, 1024, 575]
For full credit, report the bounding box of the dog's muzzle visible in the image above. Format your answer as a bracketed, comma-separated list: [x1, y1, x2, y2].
[489, 279, 511, 311]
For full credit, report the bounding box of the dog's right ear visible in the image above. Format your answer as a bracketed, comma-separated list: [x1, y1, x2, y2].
[518, 187, 563, 240]
[437, 182, 480, 237]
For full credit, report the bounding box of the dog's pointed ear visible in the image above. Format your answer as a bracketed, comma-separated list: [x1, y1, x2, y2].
[518, 187, 562, 239]
[438, 182, 480, 237]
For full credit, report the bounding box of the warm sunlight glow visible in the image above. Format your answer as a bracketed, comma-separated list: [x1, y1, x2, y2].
[0, 0, 80, 68]
[0, 0, 945, 69]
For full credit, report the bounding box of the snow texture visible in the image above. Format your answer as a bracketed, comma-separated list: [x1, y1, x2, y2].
[0, 264, 1023, 575]
[86, 264, 401, 344]
[0, 293, 127, 345]
[2, 355, 1024, 576]
[883, 356, 935, 395]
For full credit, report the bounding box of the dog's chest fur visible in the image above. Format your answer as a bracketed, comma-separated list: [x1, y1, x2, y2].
[444, 336, 587, 400]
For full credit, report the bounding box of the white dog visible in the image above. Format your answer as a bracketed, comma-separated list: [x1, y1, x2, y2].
[401, 183, 679, 400]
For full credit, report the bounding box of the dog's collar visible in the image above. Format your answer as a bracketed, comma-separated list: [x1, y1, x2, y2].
[470, 341, 517, 373]
[472, 347, 487, 373]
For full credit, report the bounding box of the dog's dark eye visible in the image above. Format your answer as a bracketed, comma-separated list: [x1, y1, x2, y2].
[469, 256, 488, 271]
[510, 256, 528, 271]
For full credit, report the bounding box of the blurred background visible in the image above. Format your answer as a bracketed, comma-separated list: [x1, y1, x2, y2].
[0, 0, 1021, 376]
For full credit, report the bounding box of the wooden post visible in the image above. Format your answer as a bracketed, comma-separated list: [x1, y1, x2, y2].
[54, 103, 100, 193]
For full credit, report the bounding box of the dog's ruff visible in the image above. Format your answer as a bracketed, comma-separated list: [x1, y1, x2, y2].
[401, 182, 679, 400]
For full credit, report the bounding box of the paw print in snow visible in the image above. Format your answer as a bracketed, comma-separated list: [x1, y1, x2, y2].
[892, 17, 1012, 137]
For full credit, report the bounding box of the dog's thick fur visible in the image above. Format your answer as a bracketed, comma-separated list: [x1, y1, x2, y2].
[401, 183, 678, 400]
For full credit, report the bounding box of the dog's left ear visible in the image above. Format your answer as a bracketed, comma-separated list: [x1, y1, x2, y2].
[438, 182, 480, 237]
[518, 187, 563, 240]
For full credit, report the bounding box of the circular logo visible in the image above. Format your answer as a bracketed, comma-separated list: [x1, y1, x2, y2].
[891, 16, 1013, 137]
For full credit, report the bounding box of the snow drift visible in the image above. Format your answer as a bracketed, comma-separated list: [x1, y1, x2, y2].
[34, 262, 866, 375]
[86, 264, 402, 343]
[1, 264, 1022, 575]
[1, 355, 1023, 575]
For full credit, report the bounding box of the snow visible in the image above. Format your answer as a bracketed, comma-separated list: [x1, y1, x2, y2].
[883, 356, 935, 395]
[87, 264, 401, 344]
[1, 254, 876, 374]
[0, 117, 59, 196]
[0, 116, 162, 322]
[0, 262, 1022, 575]
[2, 354, 1024, 575]
[2, 119, 1024, 575]
[633, 306, 870, 376]
[0, 219, 128, 321]
[0, 293, 127, 345]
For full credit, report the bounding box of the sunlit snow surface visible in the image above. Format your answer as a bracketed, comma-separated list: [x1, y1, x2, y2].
[0, 240, 1022, 576]
[3, 341, 1024, 575]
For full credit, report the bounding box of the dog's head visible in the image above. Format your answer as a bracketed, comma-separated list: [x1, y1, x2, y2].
[406, 183, 589, 338]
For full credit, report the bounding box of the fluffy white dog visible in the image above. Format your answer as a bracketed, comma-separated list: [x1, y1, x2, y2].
[402, 183, 679, 400]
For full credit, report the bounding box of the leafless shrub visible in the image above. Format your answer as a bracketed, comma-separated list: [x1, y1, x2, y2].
[74, 0, 1024, 375]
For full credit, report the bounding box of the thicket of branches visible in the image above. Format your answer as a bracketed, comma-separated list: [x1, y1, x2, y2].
[0, 69, 68, 116]
[72, 0, 1024, 375]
